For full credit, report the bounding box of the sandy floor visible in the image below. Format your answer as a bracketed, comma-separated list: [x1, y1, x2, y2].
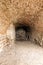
[0, 41, 43, 65]
[15, 41, 43, 65]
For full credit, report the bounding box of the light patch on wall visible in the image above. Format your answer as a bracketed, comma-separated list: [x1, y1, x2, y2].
[0, 23, 15, 53]
[0, 34, 6, 52]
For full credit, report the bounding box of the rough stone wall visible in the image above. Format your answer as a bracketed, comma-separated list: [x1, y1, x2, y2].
[0, 0, 43, 34]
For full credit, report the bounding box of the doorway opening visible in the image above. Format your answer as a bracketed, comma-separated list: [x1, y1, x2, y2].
[15, 23, 32, 41]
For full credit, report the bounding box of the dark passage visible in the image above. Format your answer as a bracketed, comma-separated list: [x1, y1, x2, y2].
[15, 24, 32, 41]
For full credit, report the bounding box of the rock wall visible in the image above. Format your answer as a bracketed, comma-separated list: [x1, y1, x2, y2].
[0, 0, 43, 34]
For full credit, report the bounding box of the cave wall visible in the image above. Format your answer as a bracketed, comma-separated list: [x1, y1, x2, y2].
[0, 0, 43, 34]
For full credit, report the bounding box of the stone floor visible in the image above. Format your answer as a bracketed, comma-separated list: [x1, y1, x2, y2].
[15, 41, 43, 65]
[0, 41, 43, 65]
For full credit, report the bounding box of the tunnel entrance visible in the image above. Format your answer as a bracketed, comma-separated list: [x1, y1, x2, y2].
[15, 23, 32, 41]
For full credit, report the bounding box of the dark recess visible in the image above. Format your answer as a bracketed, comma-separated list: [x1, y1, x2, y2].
[15, 23, 32, 41]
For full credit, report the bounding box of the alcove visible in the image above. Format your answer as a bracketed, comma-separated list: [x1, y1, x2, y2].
[15, 23, 32, 41]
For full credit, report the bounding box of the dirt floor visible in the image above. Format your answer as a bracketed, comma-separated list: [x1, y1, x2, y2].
[0, 41, 43, 65]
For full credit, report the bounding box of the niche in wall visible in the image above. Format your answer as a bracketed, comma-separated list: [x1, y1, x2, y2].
[15, 23, 32, 41]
